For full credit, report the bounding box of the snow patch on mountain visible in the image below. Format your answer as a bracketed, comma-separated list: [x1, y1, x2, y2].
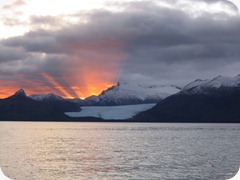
[181, 75, 240, 95]
[29, 94, 64, 101]
[84, 81, 181, 105]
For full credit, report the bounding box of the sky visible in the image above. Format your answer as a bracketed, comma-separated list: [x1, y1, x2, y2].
[0, 0, 240, 99]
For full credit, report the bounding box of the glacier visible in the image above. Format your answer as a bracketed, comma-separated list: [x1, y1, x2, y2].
[65, 103, 156, 120]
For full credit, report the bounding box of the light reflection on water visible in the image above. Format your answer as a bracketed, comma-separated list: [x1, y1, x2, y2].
[0, 122, 239, 180]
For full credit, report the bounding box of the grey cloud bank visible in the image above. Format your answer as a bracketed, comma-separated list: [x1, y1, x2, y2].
[0, 0, 240, 96]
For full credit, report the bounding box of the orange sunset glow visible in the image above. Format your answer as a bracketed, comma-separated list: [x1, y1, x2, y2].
[0, 51, 122, 98]
[0, 77, 116, 99]
[0, 20, 125, 100]
[0, 68, 120, 99]
[0, 51, 122, 99]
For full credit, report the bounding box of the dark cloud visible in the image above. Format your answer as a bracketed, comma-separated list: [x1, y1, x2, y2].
[0, 45, 26, 63]
[1, 0, 240, 97]
[116, 0, 240, 84]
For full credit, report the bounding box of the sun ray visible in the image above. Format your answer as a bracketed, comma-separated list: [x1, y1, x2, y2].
[41, 73, 72, 98]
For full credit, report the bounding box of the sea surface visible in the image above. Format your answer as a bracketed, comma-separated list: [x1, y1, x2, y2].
[0, 122, 239, 180]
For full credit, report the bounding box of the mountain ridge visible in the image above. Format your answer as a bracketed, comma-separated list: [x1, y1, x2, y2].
[133, 75, 240, 123]
[0, 89, 69, 120]
[84, 81, 181, 105]
[29, 93, 65, 101]
[2, 75, 240, 122]
[25, 81, 181, 106]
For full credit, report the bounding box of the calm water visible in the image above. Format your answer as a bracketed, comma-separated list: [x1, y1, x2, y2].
[0, 122, 239, 180]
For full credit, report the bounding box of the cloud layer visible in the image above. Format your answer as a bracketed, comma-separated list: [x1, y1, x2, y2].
[0, 0, 240, 98]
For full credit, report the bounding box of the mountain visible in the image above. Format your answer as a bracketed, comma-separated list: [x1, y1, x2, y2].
[134, 75, 240, 123]
[12, 88, 27, 97]
[29, 93, 81, 112]
[180, 75, 240, 96]
[66, 98, 84, 106]
[0, 89, 70, 120]
[84, 81, 181, 105]
[28, 81, 181, 107]
[29, 93, 64, 101]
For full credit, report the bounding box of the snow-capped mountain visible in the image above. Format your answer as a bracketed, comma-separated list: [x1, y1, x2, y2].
[29, 93, 84, 106]
[181, 75, 240, 95]
[29, 93, 65, 101]
[134, 75, 240, 123]
[28, 93, 80, 112]
[84, 81, 181, 105]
